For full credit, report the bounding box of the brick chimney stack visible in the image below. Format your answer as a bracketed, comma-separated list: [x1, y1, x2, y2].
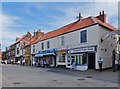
[96, 11, 106, 23]
[34, 29, 44, 39]
[16, 37, 20, 42]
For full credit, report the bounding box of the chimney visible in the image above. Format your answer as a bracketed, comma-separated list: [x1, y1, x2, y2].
[16, 37, 20, 42]
[27, 31, 32, 38]
[36, 30, 44, 39]
[96, 11, 106, 23]
[78, 13, 83, 21]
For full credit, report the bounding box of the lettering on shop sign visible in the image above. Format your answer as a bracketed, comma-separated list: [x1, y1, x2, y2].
[68, 47, 95, 53]
[38, 48, 57, 54]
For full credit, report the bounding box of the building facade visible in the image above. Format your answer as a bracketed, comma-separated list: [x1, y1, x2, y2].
[4, 11, 118, 71]
[34, 11, 117, 70]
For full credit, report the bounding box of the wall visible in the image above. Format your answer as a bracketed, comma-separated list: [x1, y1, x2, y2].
[96, 26, 117, 69]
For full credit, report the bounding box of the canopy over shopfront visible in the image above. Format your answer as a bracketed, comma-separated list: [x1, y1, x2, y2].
[35, 48, 57, 57]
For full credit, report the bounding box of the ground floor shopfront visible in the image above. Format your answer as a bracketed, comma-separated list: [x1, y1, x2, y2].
[35, 48, 57, 67]
[56, 48, 67, 67]
[66, 46, 97, 71]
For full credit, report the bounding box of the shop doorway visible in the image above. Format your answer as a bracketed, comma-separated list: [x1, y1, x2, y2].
[88, 53, 95, 69]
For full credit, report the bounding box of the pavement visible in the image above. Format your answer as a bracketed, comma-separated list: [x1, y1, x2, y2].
[1, 64, 119, 87]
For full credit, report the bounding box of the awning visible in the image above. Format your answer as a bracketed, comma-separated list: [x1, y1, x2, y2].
[35, 54, 43, 57]
[35, 53, 55, 57]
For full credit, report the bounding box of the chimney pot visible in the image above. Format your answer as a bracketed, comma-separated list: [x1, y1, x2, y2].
[102, 11, 104, 15]
[78, 13, 83, 21]
[100, 12, 101, 15]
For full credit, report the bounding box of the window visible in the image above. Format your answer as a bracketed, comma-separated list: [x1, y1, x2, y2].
[47, 41, 50, 49]
[61, 36, 65, 46]
[118, 37, 120, 44]
[41, 43, 44, 50]
[17, 48, 19, 55]
[80, 30, 87, 43]
[33, 45, 35, 53]
[70, 54, 87, 66]
[58, 54, 65, 62]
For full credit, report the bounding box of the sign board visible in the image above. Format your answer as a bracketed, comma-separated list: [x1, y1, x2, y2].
[38, 48, 57, 54]
[68, 46, 95, 53]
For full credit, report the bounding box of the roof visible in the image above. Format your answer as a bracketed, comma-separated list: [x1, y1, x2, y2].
[40, 16, 117, 41]
[94, 17, 117, 31]
[23, 14, 117, 45]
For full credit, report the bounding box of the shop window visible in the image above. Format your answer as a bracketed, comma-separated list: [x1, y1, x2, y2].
[47, 41, 50, 49]
[58, 54, 65, 62]
[33, 45, 35, 53]
[61, 36, 65, 46]
[41, 43, 44, 50]
[70, 54, 87, 66]
[80, 30, 87, 43]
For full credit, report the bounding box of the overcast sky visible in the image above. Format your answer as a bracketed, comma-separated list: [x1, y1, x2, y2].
[1, 0, 119, 51]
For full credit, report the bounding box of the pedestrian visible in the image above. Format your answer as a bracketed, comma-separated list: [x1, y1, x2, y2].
[113, 59, 119, 72]
[70, 58, 76, 69]
[11, 60, 14, 65]
[44, 60, 47, 68]
[98, 57, 104, 72]
[33, 60, 35, 67]
[22, 59, 25, 66]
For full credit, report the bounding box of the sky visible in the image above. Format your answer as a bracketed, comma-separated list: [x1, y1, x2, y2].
[1, 0, 119, 51]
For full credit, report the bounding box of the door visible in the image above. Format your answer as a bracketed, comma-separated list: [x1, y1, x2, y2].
[88, 53, 95, 69]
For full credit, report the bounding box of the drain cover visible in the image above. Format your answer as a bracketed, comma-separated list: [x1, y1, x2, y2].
[77, 78, 86, 80]
[13, 82, 21, 85]
[86, 75, 92, 78]
[53, 80, 57, 81]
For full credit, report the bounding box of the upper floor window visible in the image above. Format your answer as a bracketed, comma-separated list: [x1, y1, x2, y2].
[61, 36, 65, 46]
[80, 30, 87, 43]
[17, 48, 19, 55]
[119, 37, 120, 44]
[42, 43, 44, 50]
[33, 45, 35, 53]
[47, 41, 50, 49]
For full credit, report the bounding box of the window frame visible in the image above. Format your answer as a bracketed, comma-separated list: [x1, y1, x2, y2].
[80, 30, 87, 43]
[47, 41, 50, 49]
[61, 36, 65, 46]
[41, 43, 44, 50]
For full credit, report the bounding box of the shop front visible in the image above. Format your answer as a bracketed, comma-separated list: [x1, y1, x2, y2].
[67, 46, 97, 71]
[35, 48, 57, 67]
[57, 49, 67, 67]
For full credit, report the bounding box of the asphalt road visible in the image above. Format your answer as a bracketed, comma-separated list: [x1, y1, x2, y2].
[1, 64, 119, 87]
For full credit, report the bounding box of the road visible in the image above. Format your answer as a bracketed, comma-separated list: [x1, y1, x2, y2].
[1, 64, 119, 87]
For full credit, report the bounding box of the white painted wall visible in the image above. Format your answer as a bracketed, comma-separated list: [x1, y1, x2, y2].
[15, 43, 20, 57]
[96, 26, 117, 69]
[34, 24, 117, 70]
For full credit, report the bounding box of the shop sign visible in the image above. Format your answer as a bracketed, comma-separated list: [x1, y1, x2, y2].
[38, 48, 57, 54]
[68, 47, 95, 53]
[57, 46, 68, 51]
[58, 51, 66, 54]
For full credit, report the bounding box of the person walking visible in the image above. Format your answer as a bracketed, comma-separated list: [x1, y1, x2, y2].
[98, 57, 104, 72]
[113, 59, 119, 72]
[22, 59, 25, 66]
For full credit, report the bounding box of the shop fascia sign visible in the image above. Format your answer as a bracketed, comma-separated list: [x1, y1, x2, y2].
[57, 46, 68, 51]
[38, 48, 57, 54]
[68, 46, 95, 53]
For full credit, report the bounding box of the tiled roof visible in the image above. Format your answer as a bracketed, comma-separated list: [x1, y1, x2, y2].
[94, 17, 117, 31]
[40, 16, 117, 41]
[25, 15, 117, 45]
